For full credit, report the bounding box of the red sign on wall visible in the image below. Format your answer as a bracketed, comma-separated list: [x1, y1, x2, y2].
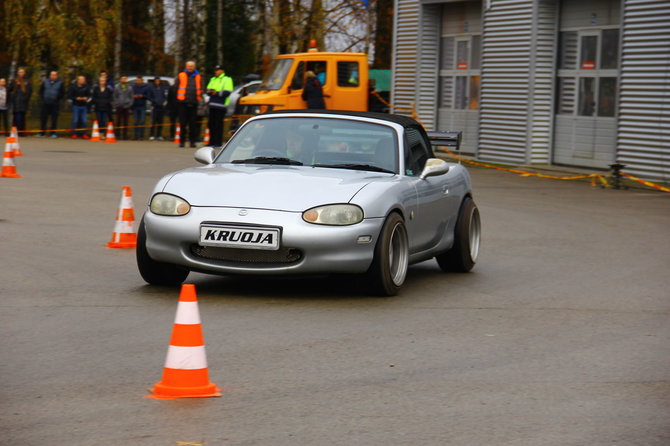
[582, 61, 595, 69]
[457, 62, 468, 70]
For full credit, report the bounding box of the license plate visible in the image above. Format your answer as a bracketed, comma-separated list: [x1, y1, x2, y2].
[200, 225, 280, 250]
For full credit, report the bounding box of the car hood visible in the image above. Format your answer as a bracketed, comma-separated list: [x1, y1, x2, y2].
[161, 164, 394, 211]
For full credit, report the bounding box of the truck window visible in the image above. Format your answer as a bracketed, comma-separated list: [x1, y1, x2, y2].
[291, 62, 305, 90]
[262, 58, 293, 90]
[337, 62, 360, 87]
[306, 62, 327, 86]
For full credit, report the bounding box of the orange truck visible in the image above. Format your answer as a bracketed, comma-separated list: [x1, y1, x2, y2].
[238, 47, 375, 115]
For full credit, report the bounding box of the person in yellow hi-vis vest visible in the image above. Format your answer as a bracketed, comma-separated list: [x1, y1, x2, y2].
[205, 65, 234, 146]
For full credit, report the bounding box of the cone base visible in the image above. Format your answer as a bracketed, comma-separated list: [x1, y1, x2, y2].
[106, 241, 137, 249]
[13, 152, 23, 157]
[104, 139, 117, 143]
[146, 381, 221, 399]
[1, 172, 22, 178]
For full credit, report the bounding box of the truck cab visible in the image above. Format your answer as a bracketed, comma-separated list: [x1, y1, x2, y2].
[238, 49, 370, 114]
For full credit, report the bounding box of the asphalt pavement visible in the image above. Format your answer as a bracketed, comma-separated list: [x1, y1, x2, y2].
[1, 137, 669, 445]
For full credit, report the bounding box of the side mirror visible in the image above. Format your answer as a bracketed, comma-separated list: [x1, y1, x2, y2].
[420, 158, 450, 180]
[194, 146, 216, 164]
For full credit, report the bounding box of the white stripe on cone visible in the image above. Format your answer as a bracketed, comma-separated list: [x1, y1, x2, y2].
[121, 194, 133, 209]
[112, 220, 134, 234]
[164, 345, 208, 370]
[11, 128, 19, 150]
[3, 146, 16, 166]
[174, 301, 202, 325]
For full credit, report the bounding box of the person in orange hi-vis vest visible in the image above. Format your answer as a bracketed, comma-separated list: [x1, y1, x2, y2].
[176, 61, 202, 148]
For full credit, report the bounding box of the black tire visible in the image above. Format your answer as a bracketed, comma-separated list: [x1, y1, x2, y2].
[366, 213, 409, 296]
[136, 216, 190, 286]
[436, 196, 481, 273]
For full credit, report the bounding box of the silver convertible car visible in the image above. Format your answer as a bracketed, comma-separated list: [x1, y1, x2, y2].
[137, 110, 480, 295]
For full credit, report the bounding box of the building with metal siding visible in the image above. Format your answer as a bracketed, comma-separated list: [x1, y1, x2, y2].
[391, 0, 670, 182]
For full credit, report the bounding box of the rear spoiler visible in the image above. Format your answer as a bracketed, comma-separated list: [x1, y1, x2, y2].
[427, 131, 462, 153]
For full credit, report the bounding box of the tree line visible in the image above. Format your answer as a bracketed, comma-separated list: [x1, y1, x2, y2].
[0, 0, 392, 84]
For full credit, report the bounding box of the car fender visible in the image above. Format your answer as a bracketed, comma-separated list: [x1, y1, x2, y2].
[349, 177, 416, 220]
[145, 171, 181, 206]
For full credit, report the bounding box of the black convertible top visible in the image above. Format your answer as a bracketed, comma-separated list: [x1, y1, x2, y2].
[264, 109, 422, 129]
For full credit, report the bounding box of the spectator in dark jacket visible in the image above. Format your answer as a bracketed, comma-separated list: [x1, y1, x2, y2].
[302, 71, 326, 110]
[37, 70, 65, 138]
[166, 81, 179, 140]
[99, 70, 114, 90]
[132, 76, 150, 140]
[147, 77, 168, 140]
[68, 75, 91, 138]
[9, 68, 32, 136]
[0, 78, 10, 136]
[91, 76, 114, 131]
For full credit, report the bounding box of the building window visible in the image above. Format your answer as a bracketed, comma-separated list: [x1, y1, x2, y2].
[556, 28, 619, 117]
[439, 35, 481, 110]
[580, 35, 598, 69]
[600, 29, 619, 69]
[454, 76, 468, 109]
[578, 77, 596, 116]
[598, 77, 617, 117]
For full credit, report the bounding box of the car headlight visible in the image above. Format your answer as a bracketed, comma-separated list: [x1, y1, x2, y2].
[302, 204, 363, 226]
[150, 193, 191, 216]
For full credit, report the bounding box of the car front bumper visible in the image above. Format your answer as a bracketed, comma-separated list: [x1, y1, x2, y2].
[144, 206, 384, 275]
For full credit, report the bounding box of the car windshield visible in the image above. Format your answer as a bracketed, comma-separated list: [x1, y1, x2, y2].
[259, 59, 293, 91]
[216, 117, 399, 174]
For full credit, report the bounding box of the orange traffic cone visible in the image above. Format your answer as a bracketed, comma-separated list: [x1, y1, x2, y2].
[147, 284, 221, 399]
[11, 127, 22, 157]
[90, 120, 101, 141]
[104, 122, 117, 143]
[174, 124, 181, 145]
[1, 138, 21, 178]
[203, 127, 210, 145]
[106, 186, 137, 248]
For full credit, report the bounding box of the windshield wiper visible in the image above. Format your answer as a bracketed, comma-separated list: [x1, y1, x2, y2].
[313, 163, 395, 174]
[232, 157, 303, 166]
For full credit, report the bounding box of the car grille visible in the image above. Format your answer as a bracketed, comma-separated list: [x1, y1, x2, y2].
[191, 245, 303, 265]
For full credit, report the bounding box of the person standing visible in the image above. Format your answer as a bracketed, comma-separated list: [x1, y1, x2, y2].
[131, 76, 149, 140]
[205, 65, 234, 146]
[91, 76, 114, 132]
[112, 75, 133, 140]
[166, 81, 179, 140]
[99, 70, 114, 90]
[9, 68, 32, 136]
[0, 78, 10, 136]
[37, 71, 65, 138]
[68, 75, 91, 139]
[302, 71, 326, 110]
[147, 77, 168, 140]
[176, 60, 202, 148]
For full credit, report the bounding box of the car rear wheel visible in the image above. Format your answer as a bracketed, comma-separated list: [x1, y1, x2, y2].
[436, 196, 481, 272]
[367, 213, 409, 296]
[136, 216, 190, 286]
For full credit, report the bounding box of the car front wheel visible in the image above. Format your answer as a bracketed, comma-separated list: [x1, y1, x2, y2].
[367, 213, 409, 296]
[136, 216, 190, 286]
[436, 196, 481, 272]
